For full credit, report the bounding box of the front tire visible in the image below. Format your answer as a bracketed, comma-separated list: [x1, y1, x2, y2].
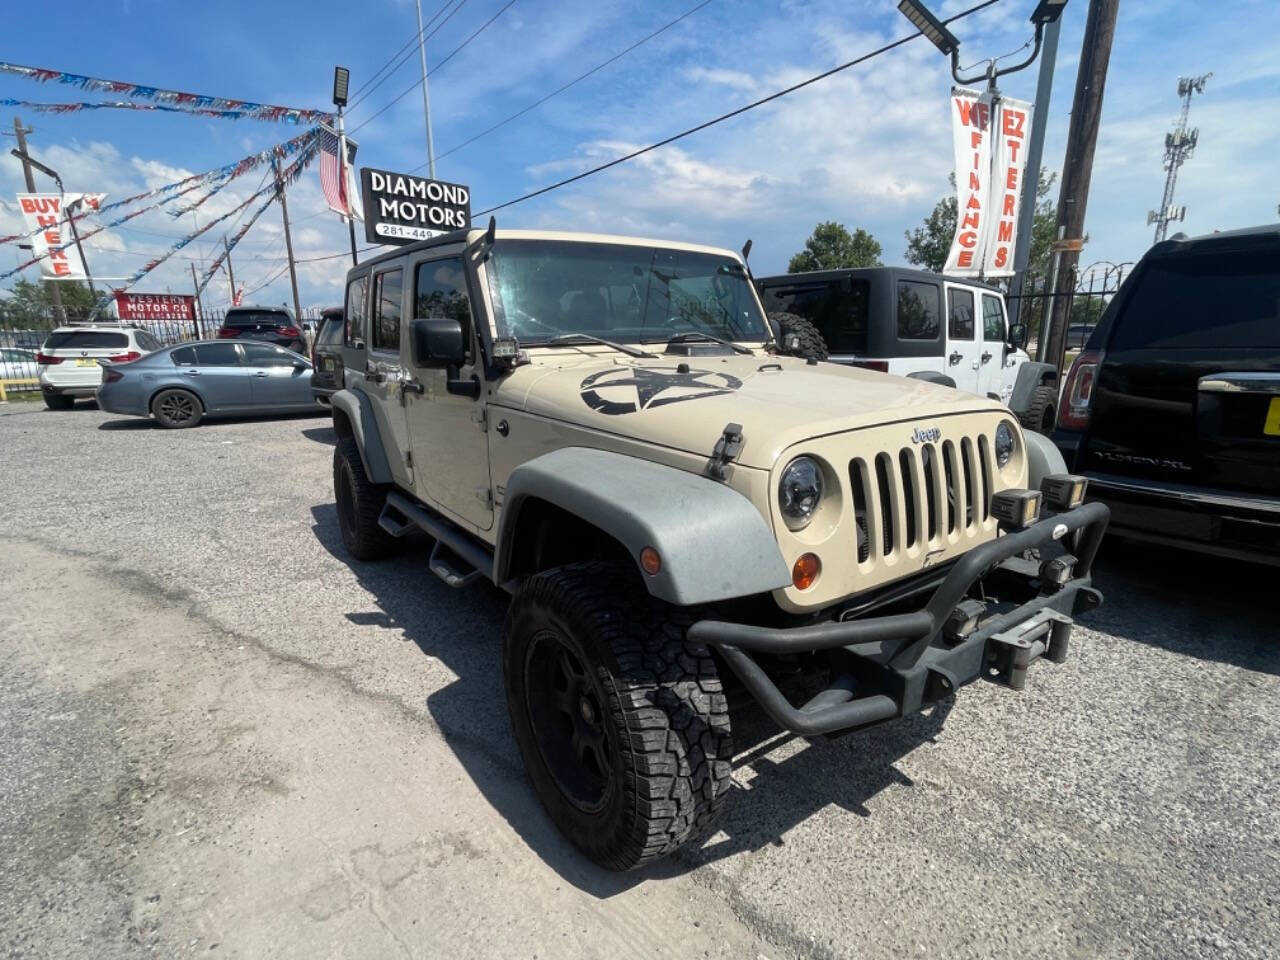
[503, 561, 733, 870]
[151, 388, 203, 428]
[332, 435, 398, 561]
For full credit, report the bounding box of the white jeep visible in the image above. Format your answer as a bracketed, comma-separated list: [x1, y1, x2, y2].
[756, 267, 1059, 433]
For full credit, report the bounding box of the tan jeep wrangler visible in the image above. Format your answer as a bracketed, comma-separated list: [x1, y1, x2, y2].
[328, 225, 1109, 871]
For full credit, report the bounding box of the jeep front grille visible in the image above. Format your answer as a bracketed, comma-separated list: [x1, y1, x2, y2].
[850, 435, 994, 565]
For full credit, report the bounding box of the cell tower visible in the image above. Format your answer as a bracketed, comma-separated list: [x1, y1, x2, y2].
[1147, 73, 1211, 244]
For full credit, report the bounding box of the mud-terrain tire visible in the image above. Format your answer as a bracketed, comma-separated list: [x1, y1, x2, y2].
[1018, 383, 1058, 435]
[151, 388, 203, 428]
[333, 435, 398, 561]
[770, 312, 829, 362]
[43, 393, 75, 411]
[503, 561, 733, 871]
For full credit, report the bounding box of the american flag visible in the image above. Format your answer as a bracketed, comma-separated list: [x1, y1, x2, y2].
[317, 127, 361, 220]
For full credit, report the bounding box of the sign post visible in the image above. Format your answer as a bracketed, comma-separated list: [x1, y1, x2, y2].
[360, 168, 471, 246]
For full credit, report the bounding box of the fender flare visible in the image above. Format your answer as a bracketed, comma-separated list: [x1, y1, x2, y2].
[907, 370, 957, 389]
[330, 388, 393, 484]
[1009, 362, 1058, 415]
[496, 447, 792, 606]
[1024, 430, 1068, 489]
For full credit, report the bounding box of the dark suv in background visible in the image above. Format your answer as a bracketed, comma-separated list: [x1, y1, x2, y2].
[1054, 224, 1280, 564]
[215, 306, 306, 353]
[309, 306, 345, 405]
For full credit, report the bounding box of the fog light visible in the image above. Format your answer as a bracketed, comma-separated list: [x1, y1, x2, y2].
[1040, 473, 1088, 510]
[639, 546, 662, 576]
[990, 489, 1041, 529]
[792, 553, 821, 590]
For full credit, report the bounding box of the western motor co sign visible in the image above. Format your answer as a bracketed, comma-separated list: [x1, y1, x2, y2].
[360, 167, 471, 245]
[114, 292, 195, 321]
[943, 88, 1033, 278]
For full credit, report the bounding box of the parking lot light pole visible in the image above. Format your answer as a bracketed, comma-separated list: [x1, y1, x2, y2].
[333, 66, 359, 267]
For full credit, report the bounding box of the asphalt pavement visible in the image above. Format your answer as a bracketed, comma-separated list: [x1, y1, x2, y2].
[1, 401, 1277, 959]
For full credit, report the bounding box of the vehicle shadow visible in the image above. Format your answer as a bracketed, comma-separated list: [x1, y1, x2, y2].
[1087, 538, 1278, 676]
[97, 410, 328, 431]
[309, 502, 954, 894]
[300, 425, 335, 446]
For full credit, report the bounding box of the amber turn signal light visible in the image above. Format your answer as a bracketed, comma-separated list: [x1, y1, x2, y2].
[639, 546, 662, 576]
[792, 553, 821, 590]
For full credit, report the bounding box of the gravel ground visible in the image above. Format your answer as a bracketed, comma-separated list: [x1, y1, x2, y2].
[1, 402, 1277, 959]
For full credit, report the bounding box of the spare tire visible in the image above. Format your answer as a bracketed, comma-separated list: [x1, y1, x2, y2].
[769, 312, 828, 362]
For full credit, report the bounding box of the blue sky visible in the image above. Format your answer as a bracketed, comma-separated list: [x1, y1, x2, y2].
[2, 0, 1276, 312]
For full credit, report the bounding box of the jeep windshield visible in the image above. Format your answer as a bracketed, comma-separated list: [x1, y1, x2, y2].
[485, 239, 770, 347]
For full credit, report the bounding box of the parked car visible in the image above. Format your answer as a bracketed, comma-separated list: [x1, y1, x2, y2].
[310, 306, 346, 405]
[1054, 224, 1280, 564]
[37, 323, 163, 410]
[97, 339, 321, 428]
[215, 306, 306, 353]
[755, 267, 1061, 433]
[0, 347, 39, 389]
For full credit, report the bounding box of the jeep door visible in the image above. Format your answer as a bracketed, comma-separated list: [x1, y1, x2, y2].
[978, 292, 1016, 403]
[360, 265, 414, 481]
[943, 282, 982, 394]
[401, 251, 493, 532]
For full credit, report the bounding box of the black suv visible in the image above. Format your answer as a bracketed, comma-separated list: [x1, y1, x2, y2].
[215, 306, 306, 353]
[1053, 224, 1280, 564]
[309, 306, 345, 405]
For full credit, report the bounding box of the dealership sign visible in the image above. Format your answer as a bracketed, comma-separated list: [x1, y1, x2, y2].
[114, 292, 195, 321]
[944, 88, 1033, 278]
[359, 167, 471, 245]
[17, 193, 107, 280]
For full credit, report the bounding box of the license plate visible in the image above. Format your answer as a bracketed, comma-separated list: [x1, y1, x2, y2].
[1265, 397, 1280, 437]
[76, 358, 100, 367]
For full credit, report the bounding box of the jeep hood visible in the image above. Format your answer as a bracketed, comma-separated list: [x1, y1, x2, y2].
[492, 350, 1006, 469]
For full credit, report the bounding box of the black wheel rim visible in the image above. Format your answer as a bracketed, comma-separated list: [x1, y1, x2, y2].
[524, 629, 613, 813]
[158, 393, 195, 424]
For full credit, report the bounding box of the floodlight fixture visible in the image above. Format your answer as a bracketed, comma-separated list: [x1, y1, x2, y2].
[1030, 0, 1068, 25]
[332, 66, 350, 108]
[10, 148, 63, 191]
[897, 0, 960, 56]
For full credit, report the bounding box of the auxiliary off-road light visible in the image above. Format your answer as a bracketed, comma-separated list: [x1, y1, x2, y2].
[1040, 554, 1077, 588]
[944, 598, 988, 643]
[1040, 473, 1088, 510]
[990, 488, 1042, 529]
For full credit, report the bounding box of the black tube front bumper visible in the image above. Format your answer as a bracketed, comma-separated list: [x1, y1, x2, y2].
[688, 501, 1110, 736]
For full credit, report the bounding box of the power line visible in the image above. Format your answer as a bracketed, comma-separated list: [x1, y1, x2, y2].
[416, 0, 714, 172]
[475, 0, 1000, 216]
[348, 0, 517, 135]
[347, 0, 474, 112]
[347, 0, 453, 103]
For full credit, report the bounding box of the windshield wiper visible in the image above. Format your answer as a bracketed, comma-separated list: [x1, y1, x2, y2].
[650, 330, 755, 355]
[546, 332, 656, 359]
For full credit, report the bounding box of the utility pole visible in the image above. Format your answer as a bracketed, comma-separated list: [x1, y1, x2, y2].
[222, 236, 237, 305]
[414, 0, 437, 179]
[274, 158, 304, 323]
[1042, 0, 1119, 374]
[190, 262, 205, 339]
[1006, 14, 1063, 328]
[12, 116, 64, 324]
[1147, 74, 1210, 244]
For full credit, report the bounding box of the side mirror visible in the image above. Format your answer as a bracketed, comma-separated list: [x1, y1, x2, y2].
[1007, 322, 1027, 348]
[411, 317, 465, 368]
[292, 360, 308, 372]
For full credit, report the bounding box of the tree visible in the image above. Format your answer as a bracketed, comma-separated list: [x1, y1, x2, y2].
[788, 221, 883, 273]
[0, 278, 95, 327]
[904, 168, 1059, 277]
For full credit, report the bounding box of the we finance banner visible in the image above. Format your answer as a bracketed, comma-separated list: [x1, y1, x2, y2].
[16, 192, 107, 279]
[943, 89, 1033, 278]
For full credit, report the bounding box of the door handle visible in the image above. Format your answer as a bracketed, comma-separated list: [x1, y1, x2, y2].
[400, 377, 425, 395]
[949, 351, 962, 366]
[366, 365, 385, 384]
[182, 370, 200, 376]
[980, 351, 992, 364]
[253, 371, 268, 378]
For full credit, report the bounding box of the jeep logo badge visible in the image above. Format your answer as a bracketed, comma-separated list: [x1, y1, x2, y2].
[911, 426, 941, 444]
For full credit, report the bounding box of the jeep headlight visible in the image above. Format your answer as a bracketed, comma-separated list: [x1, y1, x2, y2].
[779, 456, 823, 528]
[995, 420, 1017, 469]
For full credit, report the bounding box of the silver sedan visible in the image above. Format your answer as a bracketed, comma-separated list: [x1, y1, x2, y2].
[97, 340, 322, 428]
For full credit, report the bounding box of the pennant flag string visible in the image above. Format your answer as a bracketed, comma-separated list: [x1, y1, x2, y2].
[86, 141, 321, 315]
[1, 98, 314, 122]
[0, 62, 332, 125]
[0, 129, 318, 247]
[195, 193, 278, 297]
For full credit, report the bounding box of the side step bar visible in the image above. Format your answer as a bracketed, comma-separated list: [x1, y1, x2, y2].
[378, 491, 495, 588]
